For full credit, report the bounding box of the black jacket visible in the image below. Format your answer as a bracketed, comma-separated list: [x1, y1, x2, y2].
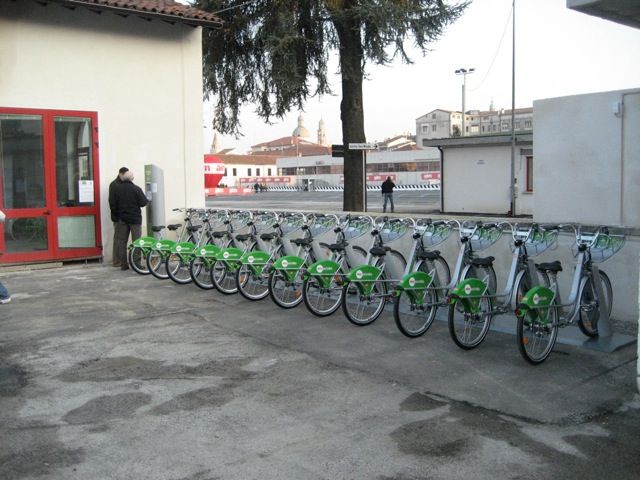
[112, 180, 148, 225]
[381, 179, 396, 194]
[108, 176, 123, 222]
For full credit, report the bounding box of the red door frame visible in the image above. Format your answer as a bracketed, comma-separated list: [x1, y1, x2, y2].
[0, 107, 102, 264]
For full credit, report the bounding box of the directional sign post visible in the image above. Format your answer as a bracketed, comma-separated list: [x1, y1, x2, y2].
[348, 143, 379, 212]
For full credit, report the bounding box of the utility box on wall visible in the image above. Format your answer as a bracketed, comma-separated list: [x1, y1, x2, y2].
[144, 164, 165, 237]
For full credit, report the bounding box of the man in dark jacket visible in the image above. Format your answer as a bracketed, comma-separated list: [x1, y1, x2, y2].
[381, 176, 396, 213]
[108, 167, 129, 267]
[112, 170, 148, 270]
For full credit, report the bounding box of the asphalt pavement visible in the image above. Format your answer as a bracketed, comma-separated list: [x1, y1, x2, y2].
[1, 263, 639, 479]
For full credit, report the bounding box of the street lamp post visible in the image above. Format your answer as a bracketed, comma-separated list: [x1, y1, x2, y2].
[455, 68, 475, 136]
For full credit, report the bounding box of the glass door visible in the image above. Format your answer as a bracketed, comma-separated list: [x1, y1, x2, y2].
[0, 108, 101, 264]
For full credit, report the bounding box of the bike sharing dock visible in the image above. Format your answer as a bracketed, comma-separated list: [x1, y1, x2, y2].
[1, 256, 638, 479]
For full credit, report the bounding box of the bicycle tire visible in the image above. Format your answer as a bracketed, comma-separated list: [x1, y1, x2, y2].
[147, 250, 169, 280]
[341, 273, 387, 326]
[190, 257, 214, 290]
[268, 268, 305, 309]
[166, 253, 193, 285]
[302, 272, 344, 317]
[517, 300, 559, 365]
[128, 246, 150, 275]
[236, 263, 270, 301]
[211, 258, 238, 295]
[577, 270, 612, 338]
[447, 266, 494, 349]
[393, 263, 438, 338]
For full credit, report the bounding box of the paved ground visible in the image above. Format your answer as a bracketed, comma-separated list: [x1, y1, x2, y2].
[206, 191, 442, 215]
[1, 264, 639, 479]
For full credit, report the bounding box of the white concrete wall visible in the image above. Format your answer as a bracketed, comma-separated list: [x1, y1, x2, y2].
[0, 2, 204, 261]
[533, 89, 640, 227]
[442, 145, 533, 215]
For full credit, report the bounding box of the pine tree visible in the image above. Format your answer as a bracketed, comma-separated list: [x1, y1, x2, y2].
[195, 0, 469, 211]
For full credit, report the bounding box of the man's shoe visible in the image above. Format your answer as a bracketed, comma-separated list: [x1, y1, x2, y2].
[0, 297, 11, 304]
[121, 265, 129, 271]
[113, 263, 121, 268]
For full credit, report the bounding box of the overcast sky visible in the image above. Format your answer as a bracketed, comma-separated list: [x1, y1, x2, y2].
[199, 0, 640, 153]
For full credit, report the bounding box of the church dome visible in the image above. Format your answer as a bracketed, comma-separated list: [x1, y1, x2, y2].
[292, 113, 310, 138]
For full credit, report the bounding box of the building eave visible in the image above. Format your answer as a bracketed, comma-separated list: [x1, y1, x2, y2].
[422, 133, 533, 148]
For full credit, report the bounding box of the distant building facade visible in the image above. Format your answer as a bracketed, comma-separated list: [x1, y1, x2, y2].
[416, 107, 533, 147]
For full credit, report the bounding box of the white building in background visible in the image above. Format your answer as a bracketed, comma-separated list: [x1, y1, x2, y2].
[0, 0, 220, 266]
[416, 107, 533, 146]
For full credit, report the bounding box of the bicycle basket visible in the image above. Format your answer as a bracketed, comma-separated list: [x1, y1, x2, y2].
[511, 228, 558, 257]
[573, 232, 625, 263]
[343, 216, 373, 240]
[379, 218, 412, 243]
[252, 212, 278, 233]
[467, 225, 503, 251]
[229, 211, 252, 230]
[308, 215, 338, 237]
[208, 210, 229, 228]
[421, 222, 453, 248]
[280, 213, 306, 235]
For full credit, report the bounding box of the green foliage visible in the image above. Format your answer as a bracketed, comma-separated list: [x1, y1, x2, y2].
[194, 0, 469, 136]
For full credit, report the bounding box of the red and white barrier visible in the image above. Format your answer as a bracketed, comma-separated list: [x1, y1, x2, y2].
[205, 187, 254, 196]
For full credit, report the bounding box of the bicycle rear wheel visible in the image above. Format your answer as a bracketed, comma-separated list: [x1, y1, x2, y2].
[147, 250, 169, 280]
[211, 259, 238, 294]
[578, 270, 612, 337]
[236, 264, 270, 301]
[342, 277, 387, 326]
[128, 246, 150, 275]
[303, 274, 344, 317]
[517, 301, 559, 365]
[448, 294, 492, 350]
[269, 269, 305, 308]
[394, 265, 438, 338]
[190, 258, 214, 290]
[167, 253, 193, 285]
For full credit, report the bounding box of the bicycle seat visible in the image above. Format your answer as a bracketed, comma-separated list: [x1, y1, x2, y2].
[328, 241, 349, 251]
[186, 225, 202, 232]
[260, 233, 277, 241]
[151, 226, 164, 232]
[418, 250, 440, 260]
[471, 256, 494, 267]
[369, 246, 387, 257]
[291, 238, 313, 246]
[235, 233, 252, 242]
[212, 230, 226, 238]
[167, 224, 181, 231]
[536, 261, 562, 273]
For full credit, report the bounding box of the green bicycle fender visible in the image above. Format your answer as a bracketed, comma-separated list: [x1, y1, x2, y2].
[170, 241, 197, 255]
[395, 271, 433, 305]
[345, 264, 382, 296]
[194, 244, 222, 259]
[306, 260, 341, 288]
[151, 239, 176, 252]
[240, 250, 271, 265]
[448, 278, 488, 314]
[130, 236, 156, 249]
[272, 255, 306, 282]
[517, 285, 555, 325]
[217, 247, 244, 262]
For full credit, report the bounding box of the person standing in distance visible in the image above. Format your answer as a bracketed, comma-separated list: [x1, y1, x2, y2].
[108, 167, 129, 267]
[0, 209, 11, 304]
[113, 170, 148, 270]
[381, 176, 396, 213]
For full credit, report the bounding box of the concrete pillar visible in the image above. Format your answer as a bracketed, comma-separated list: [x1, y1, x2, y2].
[637, 252, 640, 392]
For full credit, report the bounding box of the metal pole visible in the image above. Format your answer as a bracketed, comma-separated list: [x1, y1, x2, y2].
[461, 81, 466, 137]
[362, 150, 367, 212]
[510, 0, 516, 216]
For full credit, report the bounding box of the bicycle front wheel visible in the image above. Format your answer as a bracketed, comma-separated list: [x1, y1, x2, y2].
[211, 259, 238, 294]
[303, 274, 344, 317]
[578, 270, 613, 338]
[166, 254, 193, 285]
[236, 264, 270, 301]
[190, 258, 214, 290]
[128, 246, 150, 275]
[147, 250, 169, 280]
[269, 269, 305, 309]
[394, 286, 438, 338]
[447, 294, 493, 349]
[341, 278, 387, 326]
[517, 301, 559, 365]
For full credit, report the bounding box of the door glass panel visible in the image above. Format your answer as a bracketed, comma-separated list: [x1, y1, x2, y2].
[4, 216, 48, 253]
[57, 215, 96, 248]
[55, 117, 94, 207]
[0, 114, 45, 208]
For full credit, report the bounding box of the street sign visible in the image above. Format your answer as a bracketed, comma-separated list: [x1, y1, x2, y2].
[331, 144, 344, 158]
[348, 142, 379, 150]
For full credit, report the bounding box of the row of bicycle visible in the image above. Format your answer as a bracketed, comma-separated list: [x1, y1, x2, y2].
[126, 208, 625, 365]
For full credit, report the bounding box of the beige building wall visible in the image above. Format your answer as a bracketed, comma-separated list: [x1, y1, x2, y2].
[0, 2, 205, 262]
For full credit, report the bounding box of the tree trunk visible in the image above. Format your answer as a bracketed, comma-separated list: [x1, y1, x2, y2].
[334, 10, 366, 212]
